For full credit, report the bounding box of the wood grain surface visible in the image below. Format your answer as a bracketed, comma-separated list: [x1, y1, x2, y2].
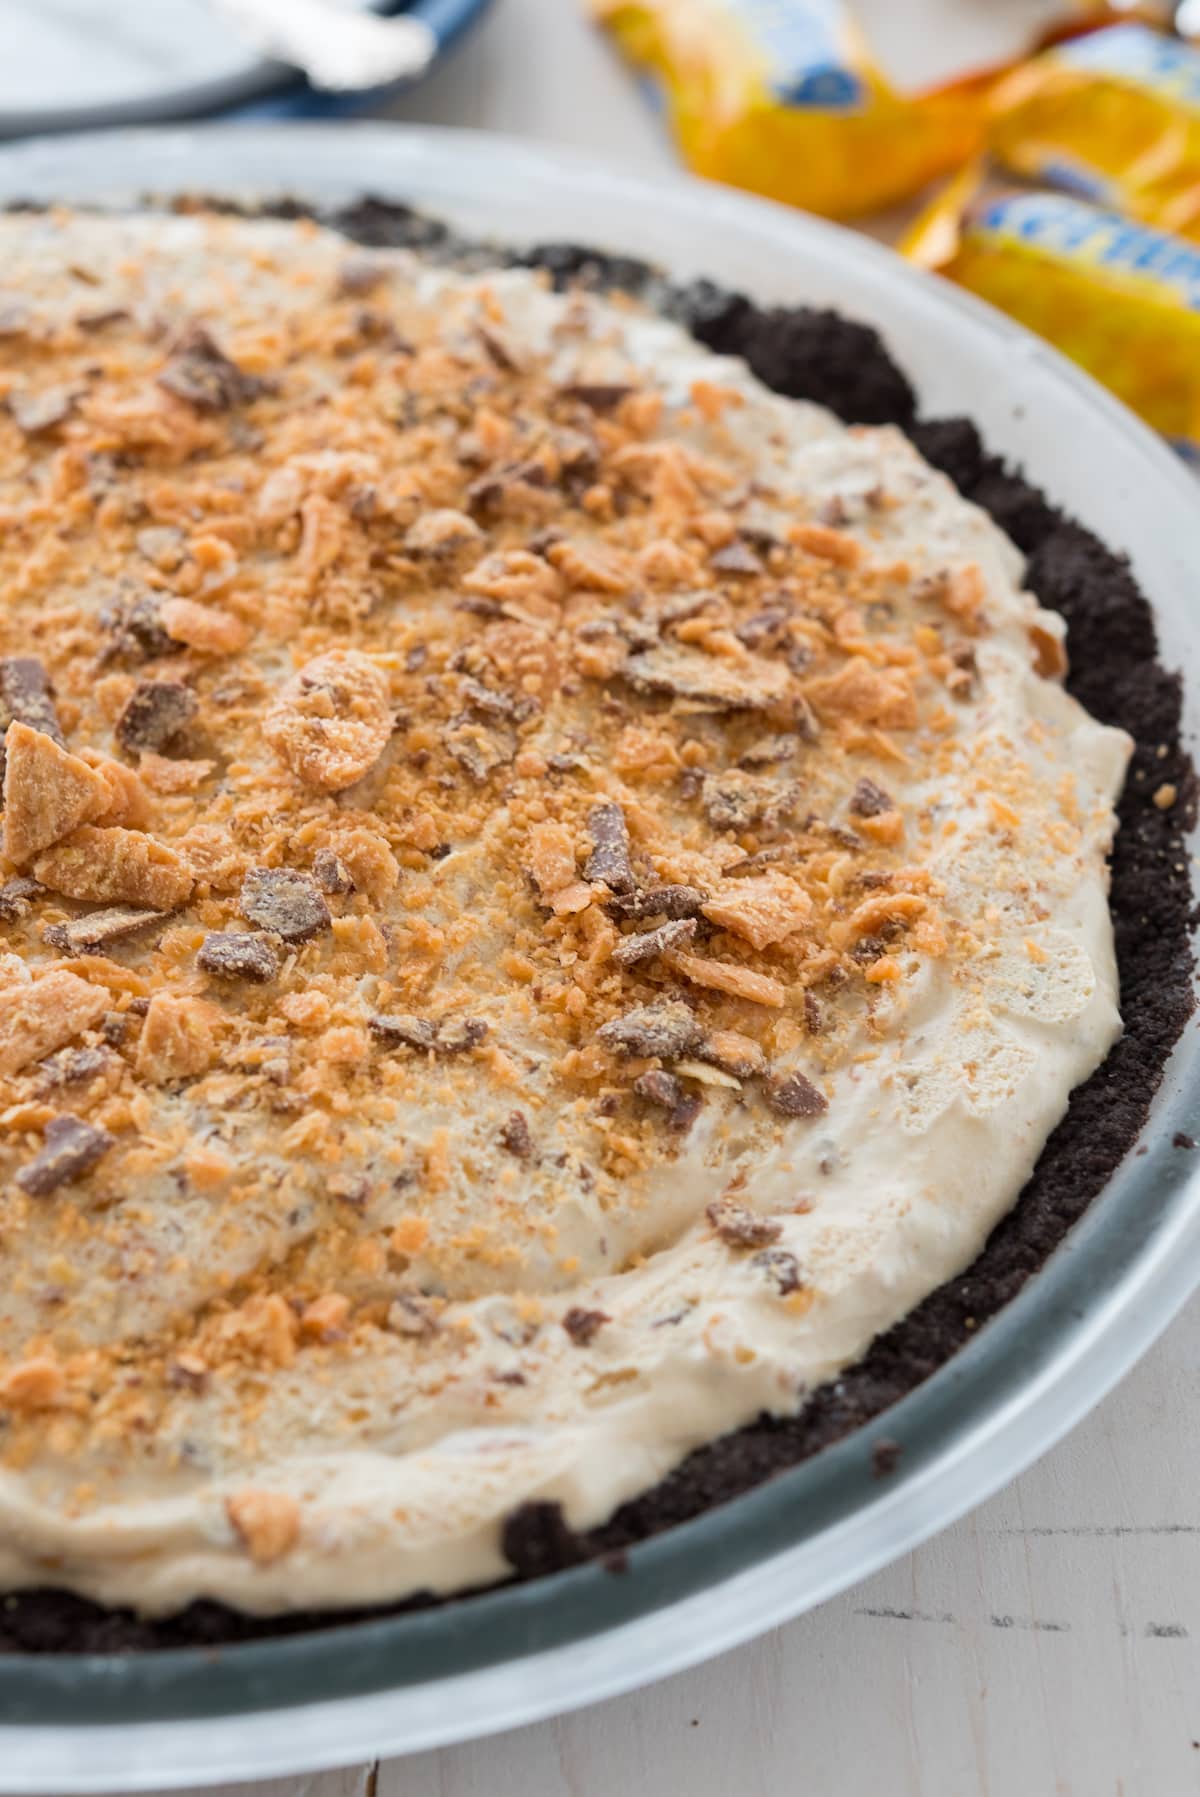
[19, 3, 1200, 1791]
[79, 1289, 1200, 1796]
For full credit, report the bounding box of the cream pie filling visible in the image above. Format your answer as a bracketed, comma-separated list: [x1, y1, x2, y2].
[0, 211, 1129, 1613]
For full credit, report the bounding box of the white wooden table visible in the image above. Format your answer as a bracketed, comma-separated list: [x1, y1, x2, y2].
[67, 3, 1200, 1792]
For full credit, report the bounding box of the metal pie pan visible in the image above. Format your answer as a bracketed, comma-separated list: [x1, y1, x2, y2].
[0, 126, 1196, 1791]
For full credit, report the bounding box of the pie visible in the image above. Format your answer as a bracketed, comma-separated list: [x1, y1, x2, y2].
[0, 203, 1190, 1646]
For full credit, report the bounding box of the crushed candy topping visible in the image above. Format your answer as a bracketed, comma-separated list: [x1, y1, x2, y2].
[16, 1113, 114, 1197]
[0, 209, 1128, 1617]
[239, 868, 331, 944]
[197, 930, 282, 984]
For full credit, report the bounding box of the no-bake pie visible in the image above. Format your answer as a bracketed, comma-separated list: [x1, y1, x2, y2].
[0, 206, 1190, 1644]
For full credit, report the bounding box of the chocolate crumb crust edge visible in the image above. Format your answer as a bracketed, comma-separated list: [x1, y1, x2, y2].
[0, 202, 1193, 1654]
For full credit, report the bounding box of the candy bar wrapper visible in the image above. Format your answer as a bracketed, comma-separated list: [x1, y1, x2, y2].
[590, 0, 986, 219]
[904, 170, 1200, 455]
[589, 2, 1170, 221]
[990, 23, 1200, 239]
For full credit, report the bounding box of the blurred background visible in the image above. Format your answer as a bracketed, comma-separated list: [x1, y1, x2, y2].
[2, 0, 1193, 460]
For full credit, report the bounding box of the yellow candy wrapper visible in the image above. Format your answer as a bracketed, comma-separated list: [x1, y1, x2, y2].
[589, 2, 1171, 221]
[590, 0, 987, 219]
[904, 168, 1200, 454]
[990, 23, 1200, 238]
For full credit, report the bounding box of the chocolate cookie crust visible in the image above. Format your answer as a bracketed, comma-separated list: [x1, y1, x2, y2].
[0, 210, 1191, 1654]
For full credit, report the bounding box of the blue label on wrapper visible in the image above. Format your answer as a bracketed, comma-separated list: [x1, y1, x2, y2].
[1026, 156, 1115, 206]
[1055, 22, 1200, 113]
[726, 0, 866, 112]
[976, 193, 1200, 313]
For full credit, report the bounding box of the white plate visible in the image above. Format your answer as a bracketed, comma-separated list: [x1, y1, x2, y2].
[0, 125, 1196, 1791]
[0, 2, 491, 136]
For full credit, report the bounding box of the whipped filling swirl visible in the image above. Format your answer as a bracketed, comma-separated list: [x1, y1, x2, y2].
[0, 213, 1129, 1613]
